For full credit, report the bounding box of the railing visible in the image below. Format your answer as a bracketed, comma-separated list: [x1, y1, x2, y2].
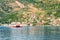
[0, 25, 60, 40]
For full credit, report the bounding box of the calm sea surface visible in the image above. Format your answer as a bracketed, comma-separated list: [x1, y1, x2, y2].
[0, 26, 60, 40]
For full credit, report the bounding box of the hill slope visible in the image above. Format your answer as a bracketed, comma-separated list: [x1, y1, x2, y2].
[0, 0, 60, 25]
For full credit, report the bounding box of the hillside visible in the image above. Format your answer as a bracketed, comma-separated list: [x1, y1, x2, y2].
[0, 0, 60, 26]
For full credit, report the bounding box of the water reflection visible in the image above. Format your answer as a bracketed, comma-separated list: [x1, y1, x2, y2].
[11, 26, 44, 40]
[0, 26, 60, 40]
[0, 26, 11, 40]
[44, 26, 60, 40]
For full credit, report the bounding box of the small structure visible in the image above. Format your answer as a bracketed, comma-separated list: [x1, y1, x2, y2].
[10, 22, 21, 28]
[9, 22, 28, 28]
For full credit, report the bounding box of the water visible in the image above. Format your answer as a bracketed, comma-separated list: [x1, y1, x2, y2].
[0, 26, 11, 40]
[0, 26, 60, 40]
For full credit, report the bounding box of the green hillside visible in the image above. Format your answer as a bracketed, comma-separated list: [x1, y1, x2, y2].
[0, 0, 60, 25]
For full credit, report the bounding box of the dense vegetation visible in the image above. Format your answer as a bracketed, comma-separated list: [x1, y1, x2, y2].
[0, 0, 60, 26]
